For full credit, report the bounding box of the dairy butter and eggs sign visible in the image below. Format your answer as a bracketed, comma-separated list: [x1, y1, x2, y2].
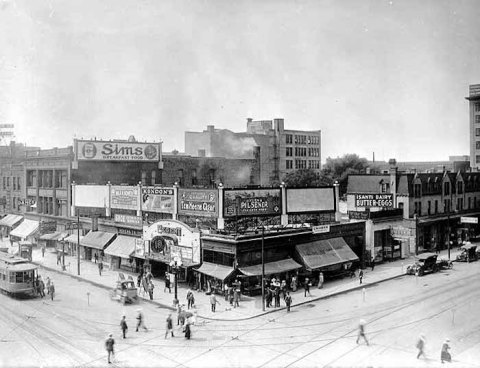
[143, 220, 200, 264]
[76, 139, 160, 161]
[354, 194, 393, 208]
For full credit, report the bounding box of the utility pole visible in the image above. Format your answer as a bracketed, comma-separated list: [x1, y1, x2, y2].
[261, 226, 265, 312]
[77, 213, 81, 275]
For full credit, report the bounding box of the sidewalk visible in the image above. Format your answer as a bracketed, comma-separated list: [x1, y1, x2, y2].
[2, 237, 462, 321]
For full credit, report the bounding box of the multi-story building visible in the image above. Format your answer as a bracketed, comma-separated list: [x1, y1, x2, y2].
[468, 84, 480, 169]
[185, 118, 322, 186]
[347, 160, 480, 262]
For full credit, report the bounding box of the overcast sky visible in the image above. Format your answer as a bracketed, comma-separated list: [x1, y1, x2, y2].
[1, 0, 479, 162]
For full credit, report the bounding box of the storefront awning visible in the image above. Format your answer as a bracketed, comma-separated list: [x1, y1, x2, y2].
[195, 262, 235, 281]
[64, 234, 84, 244]
[80, 231, 116, 250]
[295, 237, 359, 271]
[0, 214, 23, 228]
[104, 235, 137, 259]
[9, 219, 39, 240]
[239, 258, 302, 277]
[39, 232, 68, 241]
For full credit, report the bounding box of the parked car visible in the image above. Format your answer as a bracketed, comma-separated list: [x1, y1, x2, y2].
[456, 243, 478, 263]
[437, 258, 453, 270]
[406, 253, 439, 276]
[110, 280, 138, 304]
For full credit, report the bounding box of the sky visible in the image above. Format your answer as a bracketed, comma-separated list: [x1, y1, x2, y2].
[0, 0, 479, 162]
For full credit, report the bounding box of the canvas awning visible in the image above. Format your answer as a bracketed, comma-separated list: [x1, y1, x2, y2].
[80, 231, 116, 250]
[39, 232, 68, 241]
[295, 237, 359, 271]
[64, 234, 84, 244]
[0, 214, 23, 228]
[104, 235, 137, 259]
[9, 219, 39, 240]
[239, 258, 302, 277]
[195, 262, 235, 281]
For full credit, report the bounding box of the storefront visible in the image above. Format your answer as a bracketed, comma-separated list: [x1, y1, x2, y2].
[194, 262, 236, 294]
[143, 219, 201, 282]
[104, 235, 139, 272]
[80, 231, 116, 262]
[0, 214, 23, 238]
[9, 219, 39, 244]
[63, 234, 84, 256]
[39, 232, 68, 250]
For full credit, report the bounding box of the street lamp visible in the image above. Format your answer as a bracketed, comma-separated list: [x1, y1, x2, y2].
[169, 256, 182, 306]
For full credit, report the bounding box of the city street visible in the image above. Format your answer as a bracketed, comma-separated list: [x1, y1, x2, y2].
[1, 260, 479, 367]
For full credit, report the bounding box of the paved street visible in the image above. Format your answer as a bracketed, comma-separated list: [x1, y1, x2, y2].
[0, 242, 478, 367]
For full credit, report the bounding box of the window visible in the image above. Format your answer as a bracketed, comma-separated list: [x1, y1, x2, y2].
[177, 169, 184, 187]
[286, 147, 293, 157]
[468, 197, 471, 209]
[285, 134, 293, 144]
[308, 160, 320, 169]
[151, 170, 157, 185]
[475, 103, 480, 112]
[458, 181, 463, 194]
[476, 116, 480, 124]
[294, 135, 307, 144]
[444, 182, 450, 195]
[435, 200, 438, 214]
[381, 182, 390, 193]
[476, 141, 480, 149]
[477, 156, 480, 164]
[427, 201, 431, 215]
[457, 198, 463, 211]
[286, 160, 293, 169]
[191, 169, 197, 186]
[141, 171, 147, 186]
[414, 183, 422, 197]
[295, 159, 306, 169]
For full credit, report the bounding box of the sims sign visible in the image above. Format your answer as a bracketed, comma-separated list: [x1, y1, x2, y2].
[75, 139, 160, 161]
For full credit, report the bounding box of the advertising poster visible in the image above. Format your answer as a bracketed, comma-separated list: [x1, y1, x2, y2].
[74, 185, 109, 208]
[224, 189, 281, 217]
[286, 188, 335, 213]
[178, 189, 218, 217]
[354, 194, 393, 208]
[110, 186, 139, 210]
[141, 187, 174, 213]
[76, 139, 160, 161]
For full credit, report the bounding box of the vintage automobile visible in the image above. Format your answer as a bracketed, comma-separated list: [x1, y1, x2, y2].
[437, 258, 454, 270]
[406, 253, 440, 276]
[456, 243, 478, 263]
[110, 280, 138, 304]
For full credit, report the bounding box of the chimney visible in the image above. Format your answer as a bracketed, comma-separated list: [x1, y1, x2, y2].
[247, 118, 253, 123]
[273, 118, 284, 132]
[207, 125, 215, 133]
[389, 158, 398, 208]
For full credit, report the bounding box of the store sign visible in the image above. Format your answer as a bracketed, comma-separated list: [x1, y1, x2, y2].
[312, 225, 330, 234]
[114, 214, 142, 226]
[18, 198, 36, 206]
[391, 226, 414, 237]
[461, 216, 478, 224]
[224, 189, 281, 217]
[178, 189, 218, 217]
[76, 139, 160, 161]
[348, 210, 369, 220]
[143, 220, 200, 264]
[142, 187, 174, 213]
[134, 239, 146, 257]
[111, 186, 139, 210]
[354, 194, 393, 208]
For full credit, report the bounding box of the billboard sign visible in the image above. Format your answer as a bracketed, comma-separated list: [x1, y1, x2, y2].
[178, 189, 218, 217]
[110, 186, 139, 210]
[354, 194, 393, 208]
[141, 187, 174, 213]
[114, 214, 142, 226]
[76, 139, 160, 161]
[461, 216, 478, 224]
[286, 188, 335, 213]
[224, 189, 281, 217]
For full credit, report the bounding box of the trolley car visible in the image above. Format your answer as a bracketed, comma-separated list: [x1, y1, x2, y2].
[0, 252, 38, 296]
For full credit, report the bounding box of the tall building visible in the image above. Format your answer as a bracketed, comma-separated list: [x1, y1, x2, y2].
[185, 118, 322, 186]
[468, 84, 480, 169]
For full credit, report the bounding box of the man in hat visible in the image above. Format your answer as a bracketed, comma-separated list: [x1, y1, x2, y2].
[105, 333, 115, 364]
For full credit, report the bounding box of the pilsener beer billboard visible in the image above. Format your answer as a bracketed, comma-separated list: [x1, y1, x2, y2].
[354, 194, 393, 208]
[75, 139, 161, 161]
[224, 189, 281, 217]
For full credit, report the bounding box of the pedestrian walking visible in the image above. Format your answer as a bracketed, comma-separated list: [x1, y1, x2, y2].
[105, 333, 115, 364]
[45, 276, 51, 294]
[38, 277, 45, 298]
[317, 272, 324, 289]
[177, 305, 186, 326]
[266, 287, 272, 308]
[147, 280, 154, 300]
[416, 334, 426, 359]
[135, 309, 148, 332]
[164, 273, 171, 293]
[98, 261, 103, 276]
[56, 252, 61, 265]
[41, 246, 45, 258]
[210, 294, 220, 312]
[285, 292, 292, 312]
[441, 338, 452, 363]
[137, 272, 143, 288]
[186, 289, 195, 309]
[356, 319, 369, 345]
[94, 253, 98, 263]
[304, 278, 311, 297]
[49, 281, 55, 301]
[184, 321, 191, 339]
[233, 288, 240, 308]
[120, 316, 128, 339]
[228, 286, 234, 306]
[359, 270, 364, 285]
[224, 283, 229, 301]
[291, 276, 297, 292]
[371, 258, 375, 271]
[274, 288, 280, 307]
[165, 313, 174, 338]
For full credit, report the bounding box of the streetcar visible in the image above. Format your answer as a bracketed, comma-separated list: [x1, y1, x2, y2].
[0, 252, 38, 296]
